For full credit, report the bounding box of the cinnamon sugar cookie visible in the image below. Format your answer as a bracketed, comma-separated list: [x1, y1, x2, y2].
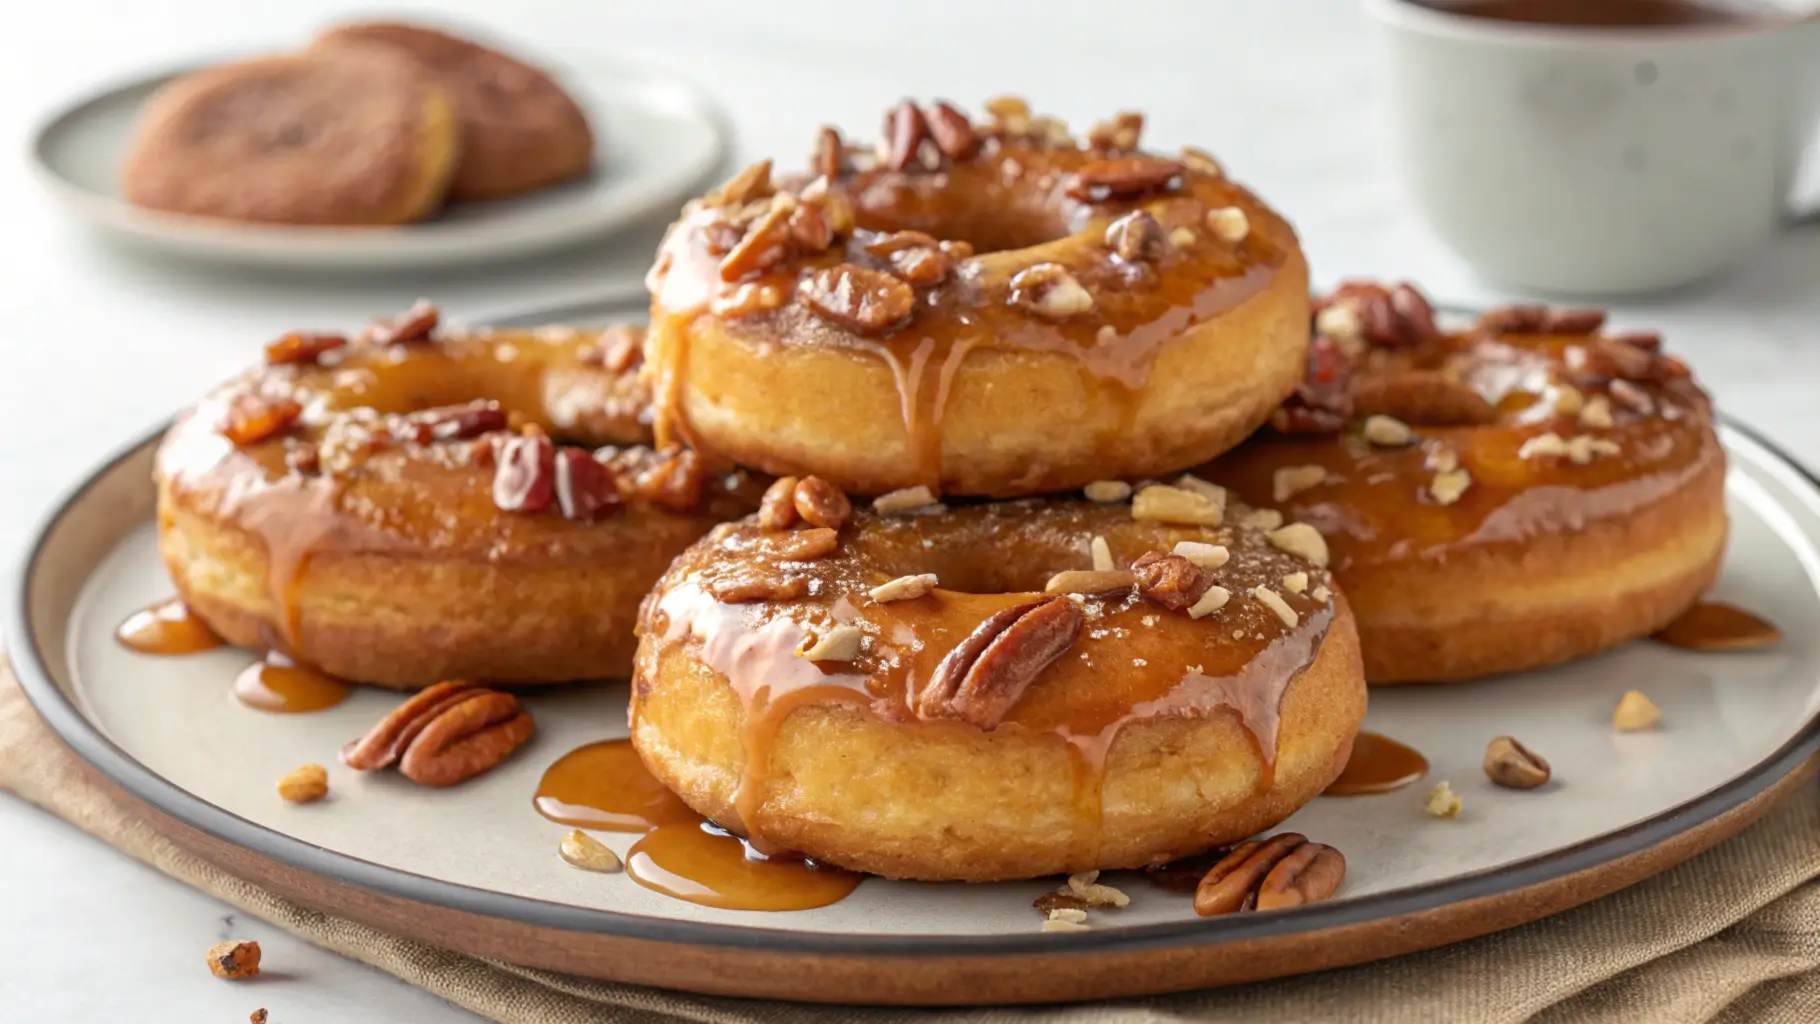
[121, 50, 459, 226]
[314, 22, 595, 201]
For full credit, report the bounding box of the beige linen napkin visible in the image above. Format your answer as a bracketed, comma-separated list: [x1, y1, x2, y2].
[3, 660, 1819, 1023]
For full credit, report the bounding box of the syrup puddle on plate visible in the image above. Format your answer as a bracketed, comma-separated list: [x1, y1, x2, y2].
[114, 598, 222, 655]
[232, 652, 351, 713]
[1324, 732, 1429, 796]
[534, 738, 861, 910]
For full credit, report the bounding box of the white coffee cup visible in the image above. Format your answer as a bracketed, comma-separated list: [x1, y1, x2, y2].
[1367, 0, 1820, 294]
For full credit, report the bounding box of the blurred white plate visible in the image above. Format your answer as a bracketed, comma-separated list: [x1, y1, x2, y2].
[28, 55, 730, 272]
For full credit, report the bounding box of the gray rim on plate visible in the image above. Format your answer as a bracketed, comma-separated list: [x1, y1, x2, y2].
[7, 295, 1818, 957]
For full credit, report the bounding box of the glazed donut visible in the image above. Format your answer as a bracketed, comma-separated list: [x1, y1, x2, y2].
[645, 97, 1311, 498]
[1203, 281, 1726, 684]
[122, 50, 459, 226]
[313, 21, 595, 202]
[631, 485, 1365, 881]
[157, 305, 759, 688]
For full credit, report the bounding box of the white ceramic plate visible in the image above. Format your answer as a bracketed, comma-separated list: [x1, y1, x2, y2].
[6, 296, 1819, 1001]
[28, 56, 729, 271]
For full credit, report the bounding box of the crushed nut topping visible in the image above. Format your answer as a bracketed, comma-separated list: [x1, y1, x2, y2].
[759, 476, 802, 530]
[1174, 474, 1228, 506]
[1084, 480, 1133, 503]
[264, 331, 347, 366]
[1066, 870, 1132, 908]
[767, 526, 841, 562]
[1187, 585, 1232, 619]
[1010, 263, 1095, 320]
[1579, 394, 1615, 429]
[1206, 206, 1250, 243]
[1429, 467, 1473, 506]
[1042, 913, 1091, 933]
[793, 475, 852, 530]
[870, 573, 939, 603]
[206, 941, 262, 980]
[1132, 484, 1224, 526]
[1484, 736, 1551, 789]
[802, 264, 916, 335]
[873, 485, 940, 514]
[1362, 414, 1415, 447]
[223, 394, 303, 447]
[276, 763, 328, 804]
[361, 299, 439, 345]
[1252, 585, 1298, 628]
[1267, 523, 1330, 568]
[798, 624, 865, 662]
[1066, 156, 1185, 202]
[1172, 540, 1230, 570]
[1179, 146, 1224, 178]
[560, 830, 623, 873]
[1519, 432, 1621, 465]
[1239, 506, 1285, 531]
[1312, 585, 1332, 603]
[1315, 303, 1364, 347]
[1105, 210, 1166, 262]
[1086, 112, 1144, 152]
[710, 574, 810, 604]
[1282, 571, 1309, 594]
[1614, 689, 1661, 731]
[1425, 781, 1463, 818]
[707, 159, 774, 207]
[1090, 535, 1115, 572]
[493, 428, 556, 514]
[1553, 385, 1586, 416]
[1273, 464, 1329, 503]
[1132, 552, 1215, 610]
[1045, 569, 1138, 596]
[1169, 226, 1198, 249]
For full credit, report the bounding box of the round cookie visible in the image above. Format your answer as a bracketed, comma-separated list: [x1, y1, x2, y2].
[313, 21, 595, 201]
[122, 50, 459, 226]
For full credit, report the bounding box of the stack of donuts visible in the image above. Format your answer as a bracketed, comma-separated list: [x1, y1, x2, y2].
[155, 96, 1725, 883]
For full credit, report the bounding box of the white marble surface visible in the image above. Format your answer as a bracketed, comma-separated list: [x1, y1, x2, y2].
[0, 1, 1816, 1019]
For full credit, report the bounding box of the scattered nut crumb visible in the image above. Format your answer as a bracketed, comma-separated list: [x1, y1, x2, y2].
[276, 763, 328, 804]
[251, 1011, 268, 1024]
[1273, 464, 1329, 503]
[1553, 384, 1585, 416]
[1172, 540, 1230, 570]
[1132, 484, 1224, 526]
[1566, 435, 1622, 464]
[1172, 474, 1228, 506]
[206, 941, 262, 980]
[1046, 569, 1137, 596]
[1610, 379, 1655, 414]
[873, 485, 938, 514]
[1168, 226, 1197, 248]
[1429, 467, 1472, 506]
[1251, 585, 1298, 628]
[1483, 736, 1552, 789]
[1046, 906, 1089, 924]
[1424, 781, 1462, 819]
[1282, 571, 1309, 594]
[1084, 480, 1132, 503]
[1520, 433, 1569, 459]
[1179, 146, 1224, 177]
[1363, 414, 1415, 447]
[1239, 506, 1284, 531]
[1066, 870, 1131, 908]
[1206, 206, 1250, 243]
[1614, 690, 1661, 732]
[1579, 394, 1614, 429]
[1012, 263, 1095, 319]
[1091, 535, 1115, 572]
[1042, 914, 1091, 932]
[1188, 585, 1232, 619]
[798, 625, 865, 662]
[1428, 448, 1460, 473]
[870, 573, 939, 603]
[1267, 522, 1330, 567]
[1311, 585, 1332, 602]
[1316, 302, 1363, 343]
[559, 830, 623, 873]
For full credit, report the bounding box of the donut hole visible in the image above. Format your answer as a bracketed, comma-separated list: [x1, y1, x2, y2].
[851, 173, 1076, 255]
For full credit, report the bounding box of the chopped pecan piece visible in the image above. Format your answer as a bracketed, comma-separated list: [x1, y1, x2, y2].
[362, 300, 439, 345]
[768, 526, 840, 562]
[1086, 112, 1144, 153]
[223, 394, 303, 446]
[1271, 335, 1356, 435]
[1193, 833, 1345, 915]
[554, 448, 622, 521]
[883, 100, 931, 170]
[811, 127, 845, 180]
[759, 475, 801, 530]
[411, 402, 509, 443]
[206, 940, 262, 980]
[1010, 263, 1094, 319]
[637, 448, 708, 512]
[1483, 735, 1551, 789]
[1105, 210, 1166, 263]
[915, 597, 1084, 729]
[1606, 330, 1662, 352]
[710, 573, 810, 603]
[802, 264, 916, 335]
[492, 428, 556, 513]
[1477, 304, 1550, 334]
[708, 159, 774, 207]
[264, 331, 348, 366]
[926, 100, 979, 161]
[867, 231, 952, 286]
[1131, 551, 1215, 611]
[718, 198, 796, 282]
[1065, 157, 1184, 202]
[276, 763, 328, 803]
[578, 325, 643, 373]
[787, 201, 833, 252]
[793, 475, 852, 530]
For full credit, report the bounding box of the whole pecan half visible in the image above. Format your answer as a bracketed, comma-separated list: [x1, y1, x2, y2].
[264, 331, 348, 366]
[1193, 833, 1345, 915]
[493, 428, 555, 513]
[555, 447, 622, 522]
[792, 475, 852, 530]
[1131, 551, 1214, 611]
[883, 100, 931, 170]
[802, 264, 916, 335]
[759, 475, 801, 530]
[710, 573, 810, 604]
[1065, 157, 1184, 202]
[362, 300, 439, 345]
[915, 597, 1084, 729]
[392, 402, 508, 444]
[926, 101, 979, 161]
[223, 394, 303, 446]
[397, 689, 537, 787]
[708, 160, 774, 207]
[811, 127, 845, 180]
[718, 199, 796, 282]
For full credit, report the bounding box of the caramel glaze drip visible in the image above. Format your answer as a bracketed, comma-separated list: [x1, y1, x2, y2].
[156, 327, 753, 656]
[116, 598, 223, 655]
[635, 501, 1336, 869]
[232, 651, 350, 713]
[1324, 732, 1428, 796]
[534, 739, 860, 911]
[646, 137, 1293, 493]
[1205, 331, 1721, 576]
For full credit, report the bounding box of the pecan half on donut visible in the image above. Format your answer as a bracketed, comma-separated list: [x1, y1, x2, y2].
[264, 331, 347, 366]
[492, 428, 556, 513]
[361, 300, 439, 345]
[916, 597, 1084, 729]
[1065, 156, 1184, 202]
[802, 264, 915, 335]
[223, 394, 302, 446]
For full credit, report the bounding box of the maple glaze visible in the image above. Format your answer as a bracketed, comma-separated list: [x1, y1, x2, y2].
[115, 598, 223, 655]
[1324, 732, 1429, 796]
[535, 739, 862, 911]
[646, 131, 1300, 493]
[232, 652, 350, 713]
[634, 501, 1337, 866]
